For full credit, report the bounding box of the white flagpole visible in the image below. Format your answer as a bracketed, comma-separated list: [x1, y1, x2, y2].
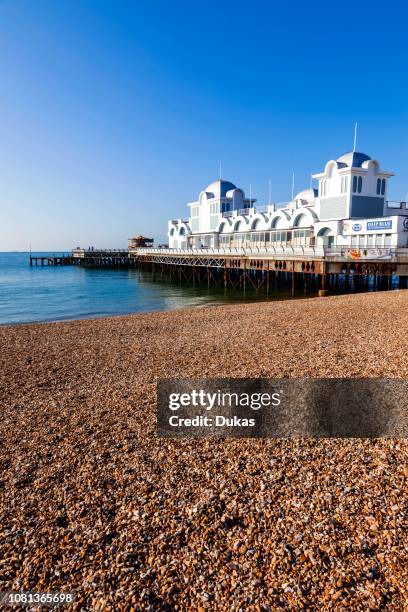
[353, 122, 358, 152]
[249, 183, 252, 209]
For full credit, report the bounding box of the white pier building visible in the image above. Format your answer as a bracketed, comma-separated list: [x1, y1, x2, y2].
[168, 151, 408, 253]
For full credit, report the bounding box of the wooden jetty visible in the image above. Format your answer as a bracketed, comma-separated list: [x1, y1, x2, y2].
[29, 255, 76, 266]
[72, 249, 129, 267]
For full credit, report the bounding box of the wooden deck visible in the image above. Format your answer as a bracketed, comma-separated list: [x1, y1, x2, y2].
[29, 255, 76, 266]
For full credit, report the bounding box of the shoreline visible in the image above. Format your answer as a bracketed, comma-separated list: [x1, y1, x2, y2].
[1, 290, 407, 609]
[0, 287, 405, 329]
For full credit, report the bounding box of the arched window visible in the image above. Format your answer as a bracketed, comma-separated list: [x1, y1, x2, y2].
[377, 178, 381, 195]
[381, 179, 386, 195]
[358, 176, 362, 193]
[353, 176, 358, 193]
[341, 176, 349, 193]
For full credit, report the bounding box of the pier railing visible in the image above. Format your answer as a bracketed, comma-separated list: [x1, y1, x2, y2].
[221, 202, 290, 219]
[130, 246, 408, 261]
[131, 246, 326, 257]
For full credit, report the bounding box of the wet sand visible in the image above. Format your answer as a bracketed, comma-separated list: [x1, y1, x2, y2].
[0, 291, 407, 610]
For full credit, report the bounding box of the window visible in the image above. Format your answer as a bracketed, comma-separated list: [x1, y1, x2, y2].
[351, 235, 358, 246]
[210, 202, 219, 214]
[353, 176, 362, 193]
[341, 176, 349, 193]
[191, 206, 199, 217]
[381, 178, 386, 195]
[358, 176, 362, 193]
[367, 234, 374, 247]
[320, 180, 327, 197]
[377, 178, 381, 195]
[384, 234, 392, 246]
[375, 234, 383, 247]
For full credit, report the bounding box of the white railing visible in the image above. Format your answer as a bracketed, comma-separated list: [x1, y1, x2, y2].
[130, 245, 408, 260]
[131, 245, 326, 257]
[386, 201, 407, 209]
[239, 207, 253, 216]
[220, 203, 291, 219]
[253, 205, 269, 213]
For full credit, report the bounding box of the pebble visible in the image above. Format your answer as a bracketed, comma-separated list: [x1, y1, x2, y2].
[0, 291, 407, 608]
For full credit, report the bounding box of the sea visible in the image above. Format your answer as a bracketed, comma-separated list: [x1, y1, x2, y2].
[0, 252, 298, 325]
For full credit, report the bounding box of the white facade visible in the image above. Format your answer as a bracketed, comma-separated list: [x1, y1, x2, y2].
[168, 151, 408, 251]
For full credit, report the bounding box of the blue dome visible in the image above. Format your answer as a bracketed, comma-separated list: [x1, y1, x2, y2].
[337, 151, 371, 168]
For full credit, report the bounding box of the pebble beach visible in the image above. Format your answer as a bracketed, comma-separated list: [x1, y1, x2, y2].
[0, 290, 407, 610]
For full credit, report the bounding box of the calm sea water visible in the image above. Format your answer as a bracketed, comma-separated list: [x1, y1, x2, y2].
[0, 252, 296, 325]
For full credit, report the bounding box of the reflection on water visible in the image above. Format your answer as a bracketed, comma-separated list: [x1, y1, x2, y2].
[0, 252, 305, 325]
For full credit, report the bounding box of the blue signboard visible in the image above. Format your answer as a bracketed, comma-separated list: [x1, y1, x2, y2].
[366, 220, 392, 230]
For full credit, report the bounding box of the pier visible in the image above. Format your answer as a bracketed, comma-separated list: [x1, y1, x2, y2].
[29, 254, 76, 266]
[29, 246, 408, 296]
[72, 249, 129, 267]
[128, 246, 408, 296]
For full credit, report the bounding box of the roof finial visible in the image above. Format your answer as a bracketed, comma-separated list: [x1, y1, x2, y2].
[353, 122, 358, 153]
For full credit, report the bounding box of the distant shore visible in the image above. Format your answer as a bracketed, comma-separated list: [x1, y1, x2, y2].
[0, 291, 407, 609]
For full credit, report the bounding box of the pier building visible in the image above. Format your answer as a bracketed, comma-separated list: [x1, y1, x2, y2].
[167, 151, 408, 252]
[43, 149, 408, 297]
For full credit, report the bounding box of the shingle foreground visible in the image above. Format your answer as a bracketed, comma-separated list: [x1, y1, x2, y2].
[0, 291, 407, 610]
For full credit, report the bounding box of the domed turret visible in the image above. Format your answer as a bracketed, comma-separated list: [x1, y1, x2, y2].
[336, 151, 371, 168]
[203, 179, 237, 198]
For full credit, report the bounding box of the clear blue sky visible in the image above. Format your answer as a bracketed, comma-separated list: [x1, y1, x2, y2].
[1, 0, 408, 250]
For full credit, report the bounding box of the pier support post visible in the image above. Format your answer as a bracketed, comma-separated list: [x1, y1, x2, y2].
[319, 263, 329, 297]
